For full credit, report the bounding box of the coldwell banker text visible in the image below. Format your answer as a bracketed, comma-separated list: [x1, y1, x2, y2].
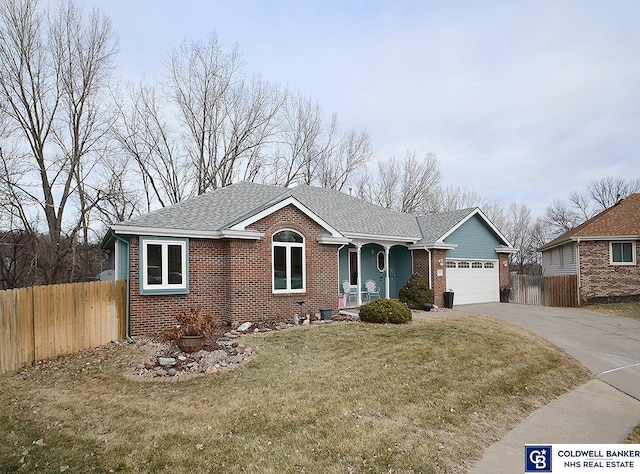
[526, 445, 640, 473]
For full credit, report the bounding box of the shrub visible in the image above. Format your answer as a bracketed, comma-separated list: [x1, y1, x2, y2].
[359, 299, 412, 324]
[399, 274, 433, 309]
[164, 306, 217, 340]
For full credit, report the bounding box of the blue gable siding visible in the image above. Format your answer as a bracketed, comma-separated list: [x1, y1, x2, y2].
[446, 215, 502, 259]
[115, 238, 130, 281]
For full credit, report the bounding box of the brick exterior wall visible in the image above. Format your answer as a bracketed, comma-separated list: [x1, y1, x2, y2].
[413, 248, 448, 307]
[128, 205, 340, 336]
[579, 240, 640, 304]
[498, 253, 510, 290]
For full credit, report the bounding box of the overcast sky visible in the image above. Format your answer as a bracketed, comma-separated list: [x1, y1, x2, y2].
[80, 0, 640, 216]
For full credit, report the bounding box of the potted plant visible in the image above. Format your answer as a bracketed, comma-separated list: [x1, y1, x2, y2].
[167, 306, 215, 352]
[500, 285, 511, 303]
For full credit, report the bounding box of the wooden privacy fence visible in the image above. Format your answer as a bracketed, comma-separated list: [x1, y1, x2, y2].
[509, 274, 544, 305]
[543, 275, 578, 307]
[0, 280, 126, 375]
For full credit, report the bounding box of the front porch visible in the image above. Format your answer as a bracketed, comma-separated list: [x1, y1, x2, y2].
[337, 242, 413, 307]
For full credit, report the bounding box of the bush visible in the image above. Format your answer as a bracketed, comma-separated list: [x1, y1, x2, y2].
[359, 299, 412, 324]
[399, 274, 433, 309]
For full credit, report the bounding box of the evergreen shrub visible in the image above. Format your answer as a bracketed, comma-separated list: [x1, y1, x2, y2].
[359, 299, 412, 324]
[399, 273, 434, 309]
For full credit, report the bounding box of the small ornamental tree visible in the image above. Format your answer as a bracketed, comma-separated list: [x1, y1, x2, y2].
[399, 274, 434, 309]
[359, 299, 412, 324]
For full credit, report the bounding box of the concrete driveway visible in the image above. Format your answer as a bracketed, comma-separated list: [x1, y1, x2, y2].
[449, 303, 640, 473]
[452, 302, 640, 401]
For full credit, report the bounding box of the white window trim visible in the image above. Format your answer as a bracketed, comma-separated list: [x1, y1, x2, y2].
[376, 251, 385, 272]
[141, 237, 188, 293]
[272, 230, 306, 294]
[610, 241, 636, 265]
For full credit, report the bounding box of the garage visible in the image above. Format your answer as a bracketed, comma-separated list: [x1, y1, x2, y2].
[445, 259, 499, 305]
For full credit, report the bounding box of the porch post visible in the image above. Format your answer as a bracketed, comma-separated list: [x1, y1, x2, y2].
[384, 244, 391, 299]
[356, 243, 362, 306]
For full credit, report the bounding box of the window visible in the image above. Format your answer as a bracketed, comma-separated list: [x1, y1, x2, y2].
[472, 262, 483, 269]
[140, 237, 188, 294]
[484, 262, 494, 269]
[273, 230, 305, 292]
[377, 251, 385, 272]
[458, 261, 470, 268]
[610, 241, 635, 265]
[446, 261, 456, 268]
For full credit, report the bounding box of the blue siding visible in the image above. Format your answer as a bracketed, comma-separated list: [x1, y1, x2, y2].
[389, 246, 412, 298]
[446, 215, 502, 259]
[116, 238, 129, 281]
[338, 246, 350, 292]
[361, 243, 385, 297]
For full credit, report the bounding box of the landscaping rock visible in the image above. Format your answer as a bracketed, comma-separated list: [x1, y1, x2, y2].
[167, 368, 177, 376]
[155, 369, 168, 377]
[228, 354, 243, 364]
[236, 322, 252, 332]
[203, 350, 229, 366]
[158, 357, 176, 366]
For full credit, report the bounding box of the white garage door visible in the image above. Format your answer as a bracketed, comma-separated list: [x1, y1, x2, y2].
[445, 259, 499, 305]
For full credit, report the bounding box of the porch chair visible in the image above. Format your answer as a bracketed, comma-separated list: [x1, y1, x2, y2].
[365, 279, 380, 301]
[342, 279, 358, 305]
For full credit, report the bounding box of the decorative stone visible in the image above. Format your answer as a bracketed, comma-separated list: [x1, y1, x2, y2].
[236, 321, 253, 332]
[235, 345, 246, 354]
[244, 346, 253, 355]
[135, 363, 145, 370]
[228, 354, 243, 364]
[167, 368, 177, 376]
[158, 357, 176, 366]
[224, 332, 239, 339]
[144, 360, 156, 369]
[217, 336, 230, 342]
[206, 366, 218, 374]
[155, 369, 168, 377]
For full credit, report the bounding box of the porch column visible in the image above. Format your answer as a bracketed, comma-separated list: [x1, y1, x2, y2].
[356, 243, 363, 306]
[384, 244, 391, 299]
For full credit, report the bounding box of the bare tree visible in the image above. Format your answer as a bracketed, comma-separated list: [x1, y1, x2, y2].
[0, 0, 116, 283]
[541, 176, 640, 240]
[586, 176, 640, 209]
[113, 82, 191, 209]
[318, 128, 371, 191]
[269, 92, 335, 187]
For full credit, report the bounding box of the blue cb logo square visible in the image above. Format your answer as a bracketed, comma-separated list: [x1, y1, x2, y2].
[525, 445, 552, 472]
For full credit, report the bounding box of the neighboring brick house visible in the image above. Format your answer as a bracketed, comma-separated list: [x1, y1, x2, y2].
[102, 182, 516, 336]
[539, 193, 640, 304]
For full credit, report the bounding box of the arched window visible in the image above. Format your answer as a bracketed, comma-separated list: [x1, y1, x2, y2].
[272, 230, 305, 292]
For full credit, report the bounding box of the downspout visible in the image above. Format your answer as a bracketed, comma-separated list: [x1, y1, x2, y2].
[111, 231, 134, 343]
[337, 244, 346, 296]
[576, 238, 581, 306]
[424, 247, 433, 290]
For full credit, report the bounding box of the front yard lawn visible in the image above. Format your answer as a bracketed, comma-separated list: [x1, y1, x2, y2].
[0, 315, 590, 473]
[587, 301, 640, 320]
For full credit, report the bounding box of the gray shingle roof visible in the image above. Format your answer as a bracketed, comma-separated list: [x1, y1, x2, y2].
[115, 182, 497, 245]
[118, 182, 286, 232]
[290, 185, 420, 238]
[415, 208, 476, 243]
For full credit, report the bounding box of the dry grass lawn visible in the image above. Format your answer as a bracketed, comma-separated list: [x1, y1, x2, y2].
[587, 301, 640, 321]
[0, 315, 590, 473]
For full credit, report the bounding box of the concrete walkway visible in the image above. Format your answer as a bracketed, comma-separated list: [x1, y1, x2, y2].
[445, 303, 640, 473]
